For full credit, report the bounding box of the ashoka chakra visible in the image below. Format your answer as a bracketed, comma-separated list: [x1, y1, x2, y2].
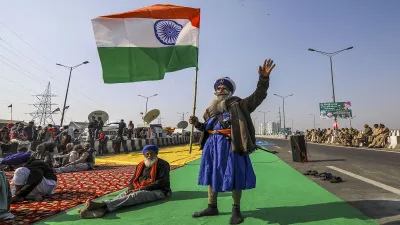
[154, 20, 183, 46]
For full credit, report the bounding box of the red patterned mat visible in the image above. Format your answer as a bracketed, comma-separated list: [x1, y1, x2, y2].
[1, 165, 182, 225]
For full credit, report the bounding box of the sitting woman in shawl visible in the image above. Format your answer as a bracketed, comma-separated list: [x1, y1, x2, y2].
[78, 145, 171, 219]
[54, 144, 95, 173]
[1, 152, 57, 203]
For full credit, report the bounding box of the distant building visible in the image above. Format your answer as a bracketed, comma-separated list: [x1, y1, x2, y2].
[259, 121, 281, 135]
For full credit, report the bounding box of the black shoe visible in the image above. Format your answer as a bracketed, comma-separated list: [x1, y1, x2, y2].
[229, 205, 244, 224]
[192, 204, 219, 218]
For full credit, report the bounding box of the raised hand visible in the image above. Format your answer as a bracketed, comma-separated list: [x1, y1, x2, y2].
[258, 59, 276, 78]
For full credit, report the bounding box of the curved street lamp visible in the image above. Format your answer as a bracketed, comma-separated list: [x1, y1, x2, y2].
[138, 94, 158, 115]
[308, 46, 353, 103]
[274, 94, 293, 133]
[56, 61, 89, 126]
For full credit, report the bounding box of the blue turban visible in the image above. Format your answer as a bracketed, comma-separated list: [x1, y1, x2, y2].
[142, 145, 159, 155]
[214, 77, 236, 94]
[1, 152, 31, 166]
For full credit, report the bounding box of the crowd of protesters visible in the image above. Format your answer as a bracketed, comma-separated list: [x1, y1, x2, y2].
[305, 123, 390, 148]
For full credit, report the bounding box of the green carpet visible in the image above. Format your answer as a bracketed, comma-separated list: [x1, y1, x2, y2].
[35, 150, 378, 225]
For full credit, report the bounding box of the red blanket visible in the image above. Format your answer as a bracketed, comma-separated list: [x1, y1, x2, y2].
[2, 165, 181, 225]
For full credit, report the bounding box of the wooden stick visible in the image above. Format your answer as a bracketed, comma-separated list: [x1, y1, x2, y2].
[189, 67, 199, 154]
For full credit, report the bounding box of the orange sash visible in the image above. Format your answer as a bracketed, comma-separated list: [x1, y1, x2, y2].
[208, 129, 231, 135]
[133, 160, 158, 190]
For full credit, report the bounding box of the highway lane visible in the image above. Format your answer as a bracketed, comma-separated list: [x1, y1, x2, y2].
[257, 138, 400, 225]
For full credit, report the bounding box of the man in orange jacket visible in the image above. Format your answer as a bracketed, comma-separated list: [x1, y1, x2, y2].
[78, 145, 171, 219]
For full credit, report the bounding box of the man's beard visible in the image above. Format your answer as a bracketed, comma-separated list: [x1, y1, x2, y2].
[144, 156, 158, 167]
[208, 92, 232, 114]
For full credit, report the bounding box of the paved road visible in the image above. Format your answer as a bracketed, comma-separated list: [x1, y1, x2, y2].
[257, 138, 400, 225]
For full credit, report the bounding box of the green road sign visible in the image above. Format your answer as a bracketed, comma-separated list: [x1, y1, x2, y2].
[319, 102, 352, 119]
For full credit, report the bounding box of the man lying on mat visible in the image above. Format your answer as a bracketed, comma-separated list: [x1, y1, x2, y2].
[54, 144, 95, 173]
[1, 152, 57, 203]
[78, 145, 171, 219]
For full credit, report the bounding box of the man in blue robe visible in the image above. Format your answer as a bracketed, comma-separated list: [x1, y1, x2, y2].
[189, 59, 275, 224]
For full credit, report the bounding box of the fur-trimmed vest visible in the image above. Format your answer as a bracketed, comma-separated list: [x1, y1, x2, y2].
[197, 76, 270, 155]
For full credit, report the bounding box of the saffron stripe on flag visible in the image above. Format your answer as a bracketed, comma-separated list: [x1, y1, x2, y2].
[98, 4, 200, 28]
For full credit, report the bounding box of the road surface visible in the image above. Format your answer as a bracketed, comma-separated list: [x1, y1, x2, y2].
[257, 137, 400, 225]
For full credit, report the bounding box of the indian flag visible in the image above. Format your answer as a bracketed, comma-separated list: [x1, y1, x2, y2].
[91, 4, 200, 84]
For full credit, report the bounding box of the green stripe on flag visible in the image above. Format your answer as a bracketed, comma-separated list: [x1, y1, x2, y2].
[97, 45, 198, 84]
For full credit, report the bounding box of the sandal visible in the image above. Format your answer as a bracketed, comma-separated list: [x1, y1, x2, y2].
[330, 176, 343, 183]
[318, 172, 328, 177]
[310, 170, 319, 176]
[321, 173, 334, 180]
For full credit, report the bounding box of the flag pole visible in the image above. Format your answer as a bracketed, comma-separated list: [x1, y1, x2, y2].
[189, 67, 199, 154]
[10, 105, 12, 121]
[189, 19, 200, 154]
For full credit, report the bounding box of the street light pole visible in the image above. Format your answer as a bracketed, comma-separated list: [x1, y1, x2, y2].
[308, 46, 353, 103]
[177, 112, 189, 121]
[274, 94, 293, 133]
[258, 111, 270, 135]
[251, 117, 258, 128]
[56, 61, 89, 127]
[287, 117, 294, 133]
[349, 116, 355, 128]
[138, 94, 158, 115]
[309, 114, 316, 129]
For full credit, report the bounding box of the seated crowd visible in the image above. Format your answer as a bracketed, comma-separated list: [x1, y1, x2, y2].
[0, 131, 170, 222]
[304, 123, 390, 148]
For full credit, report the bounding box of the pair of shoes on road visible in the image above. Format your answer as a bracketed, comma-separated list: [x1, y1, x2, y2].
[303, 170, 343, 183]
[303, 170, 318, 176]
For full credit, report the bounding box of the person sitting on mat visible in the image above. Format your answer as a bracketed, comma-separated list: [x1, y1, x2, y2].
[1, 152, 57, 203]
[78, 144, 171, 219]
[31, 143, 56, 169]
[54, 144, 95, 173]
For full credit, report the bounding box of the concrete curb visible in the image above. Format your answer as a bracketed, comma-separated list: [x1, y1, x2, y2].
[256, 135, 400, 152]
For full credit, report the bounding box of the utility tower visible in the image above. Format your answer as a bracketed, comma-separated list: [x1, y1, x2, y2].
[29, 82, 58, 126]
[157, 117, 164, 125]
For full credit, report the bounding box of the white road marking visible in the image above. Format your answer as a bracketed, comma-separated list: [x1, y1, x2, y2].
[288, 151, 292, 153]
[326, 166, 400, 195]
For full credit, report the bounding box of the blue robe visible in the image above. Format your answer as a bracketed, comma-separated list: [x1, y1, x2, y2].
[198, 112, 256, 192]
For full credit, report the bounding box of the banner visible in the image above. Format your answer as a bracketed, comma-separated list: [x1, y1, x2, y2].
[319, 102, 352, 119]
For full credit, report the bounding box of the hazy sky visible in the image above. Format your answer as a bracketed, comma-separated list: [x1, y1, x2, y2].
[0, 0, 399, 130]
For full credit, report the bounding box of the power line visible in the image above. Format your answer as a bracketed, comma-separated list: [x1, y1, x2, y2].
[0, 56, 46, 84]
[0, 39, 55, 78]
[0, 63, 97, 111]
[0, 99, 31, 105]
[0, 40, 104, 108]
[0, 20, 53, 64]
[0, 88, 34, 96]
[0, 21, 99, 99]
[0, 75, 37, 93]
